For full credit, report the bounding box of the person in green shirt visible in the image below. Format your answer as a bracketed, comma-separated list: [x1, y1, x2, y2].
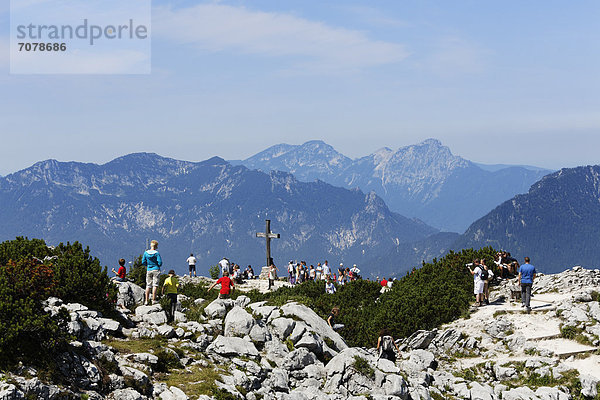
[162, 269, 179, 323]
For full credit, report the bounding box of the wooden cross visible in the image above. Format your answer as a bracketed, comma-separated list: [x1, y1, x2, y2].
[256, 219, 280, 267]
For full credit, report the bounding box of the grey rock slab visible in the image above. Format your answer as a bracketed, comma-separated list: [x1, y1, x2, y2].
[249, 321, 269, 343]
[207, 335, 259, 357]
[501, 387, 539, 400]
[485, 317, 513, 339]
[432, 328, 461, 350]
[580, 374, 599, 398]
[470, 382, 496, 400]
[156, 324, 176, 338]
[494, 365, 518, 381]
[382, 374, 409, 398]
[234, 295, 251, 308]
[264, 339, 291, 367]
[224, 306, 256, 337]
[178, 321, 204, 334]
[97, 318, 121, 333]
[135, 304, 162, 316]
[159, 386, 189, 400]
[452, 382, 470, 399]
[174, 311, 187, 323]
[281, 348, 318, 371]
[295, 332, 323, 355]
[535, 387, 570, 400]
[142, 311, 168, 325]
[289, 321, 308, 344]
[406, 329, 438, 350]
[117, 282, 145, 308]
[204, 299, 233, 318]
[128, 353, 158, 365]
[106, 388, 147, 400]
[270, 317, 296, 340]
[408, 349, 437, 371]
[281, 302, 348, 351]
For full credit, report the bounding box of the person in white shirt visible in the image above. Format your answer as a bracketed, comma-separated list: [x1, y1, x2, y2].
[219, 257, 230, 277]
[350, 264, 360, 280]
[316, 263, 323, 281]
[468, 259, 485, 306]
[322, 260, 331, 280]
[186, 253, 197, 277]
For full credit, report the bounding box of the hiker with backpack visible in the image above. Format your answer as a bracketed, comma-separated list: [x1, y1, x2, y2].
[481, 259, 494, 305]
[468, 259, 485, 306]
[377, 329, 400, 362]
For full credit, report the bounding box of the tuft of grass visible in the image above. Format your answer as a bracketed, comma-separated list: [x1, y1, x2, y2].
[102, 337, 167, 354]
[493, 310, 508, 318]
[352, 356, 374, 380]
[159, 364, 228, 397]
[285, 338, 294, 352]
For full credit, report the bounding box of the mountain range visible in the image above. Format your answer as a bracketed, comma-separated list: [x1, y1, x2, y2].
[454, 165, 600, 273]
[234, 139, 551, 232]
[1, 140, 593, 277]
[0, 153, 447, 277]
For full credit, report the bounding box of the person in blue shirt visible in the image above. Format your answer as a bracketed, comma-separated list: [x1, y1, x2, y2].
[519, 257, 537, 313]
[143, 240, 163, 305]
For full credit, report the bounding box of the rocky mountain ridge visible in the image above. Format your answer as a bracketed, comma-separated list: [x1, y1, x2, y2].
[236, 139, 551, 232]
[454, 165, 600, 273]
[0, 153, 443, 277]
[2, 266, 599, 399]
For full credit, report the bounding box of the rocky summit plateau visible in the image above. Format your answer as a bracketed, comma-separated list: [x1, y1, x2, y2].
[2, 267, 600, 400]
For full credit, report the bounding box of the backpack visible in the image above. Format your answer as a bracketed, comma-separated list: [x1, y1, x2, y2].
[381, 335, 394, 352]
[480, 269, 489, 281]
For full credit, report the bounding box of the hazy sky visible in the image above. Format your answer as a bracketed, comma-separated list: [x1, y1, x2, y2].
[1, 0, 599, 176]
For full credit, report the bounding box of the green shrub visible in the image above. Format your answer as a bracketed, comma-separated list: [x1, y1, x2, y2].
[128, 255, 146, 287]
[209, 265, 220, 279]
[0, 259, 69, 368]
[561, 325, 577, 340]
[51, 241, 116, 315]
[0, 237, 117, 368]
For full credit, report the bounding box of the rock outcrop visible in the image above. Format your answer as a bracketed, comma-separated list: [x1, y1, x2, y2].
[3, 267, 600, 399]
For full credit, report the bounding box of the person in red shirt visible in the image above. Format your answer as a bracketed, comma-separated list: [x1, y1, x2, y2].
[111, 258, 127, 282]
[208, 270, 235, 299]
[380, 277, 388, 287]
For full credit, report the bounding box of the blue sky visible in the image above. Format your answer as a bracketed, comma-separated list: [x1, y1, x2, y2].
[1, 0, 599, 175]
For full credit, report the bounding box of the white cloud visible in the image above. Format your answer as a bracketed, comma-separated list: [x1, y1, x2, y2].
[153, 3, 408, 73]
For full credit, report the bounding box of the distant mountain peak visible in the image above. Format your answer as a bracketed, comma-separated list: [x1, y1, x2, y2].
[418, 138, 443, 147]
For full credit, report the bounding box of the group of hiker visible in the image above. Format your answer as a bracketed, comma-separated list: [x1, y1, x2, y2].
[285, 260, 362, 285]
[468, 253, 537, 312]
[109, 240, 404, 362]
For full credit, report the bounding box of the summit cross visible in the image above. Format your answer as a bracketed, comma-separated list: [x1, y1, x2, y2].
[256, 219, 280, 268]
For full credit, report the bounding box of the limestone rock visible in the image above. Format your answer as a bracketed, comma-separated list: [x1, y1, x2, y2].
[207, 335, 259, 357]
[281, 302, 348, 351]
[580, 374, 599, 398]
[224, 306, 256, 337]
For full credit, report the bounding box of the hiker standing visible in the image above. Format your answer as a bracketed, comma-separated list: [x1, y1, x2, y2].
[186, 253, 197, 277]
[481, 260, 493, 305]
[219, 257, 230, 277]
[377, 329, 400, 362]
[268, 263, 278, 290]
[143, 240, 162, 305]
[162, 269, 179, 323]
[519, 257, 537, 313]
[468, 259, 485, 306]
